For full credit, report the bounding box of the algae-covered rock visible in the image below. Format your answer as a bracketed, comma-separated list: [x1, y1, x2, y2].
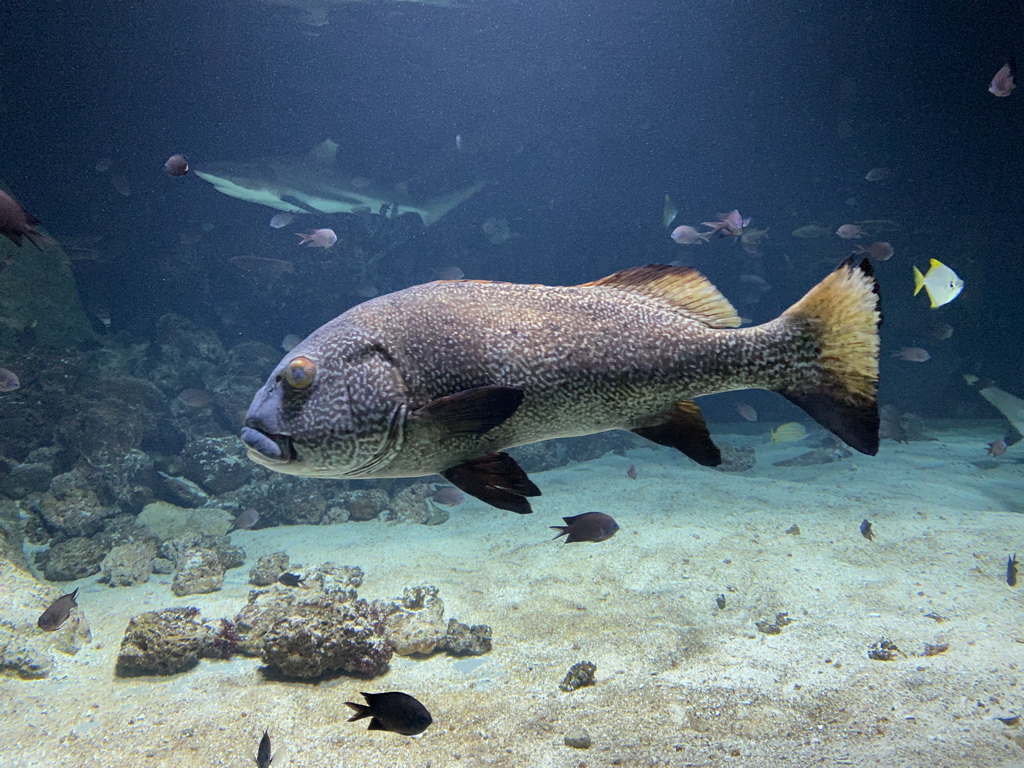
[180, 436, 258, 495]
[444, 619, 493, 656]
[136, 500, 232, 540]
[35, 535, 108, 581]
[0, 222, 95, 352]
[115, 607, 219, 676]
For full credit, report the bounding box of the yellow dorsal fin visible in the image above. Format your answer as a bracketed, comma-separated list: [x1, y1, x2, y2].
[581, 264, 741, 328]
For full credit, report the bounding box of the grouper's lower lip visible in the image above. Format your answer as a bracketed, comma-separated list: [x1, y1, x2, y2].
[240, 426, 295, 465]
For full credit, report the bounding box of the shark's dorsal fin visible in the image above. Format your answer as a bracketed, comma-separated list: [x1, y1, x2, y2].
[581, 264, 741, 328]
[307, 139, 338, 166]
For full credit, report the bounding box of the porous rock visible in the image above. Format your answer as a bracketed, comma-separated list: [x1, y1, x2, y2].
[259, 597, 392, 679]
[444, 619, 493, 656]
[100, 541, 156, 587]
[36, 535, 108, 581]
[180, 436, 258, 495]
[249, 551, 290, 587]
[380, 585, 448, 656]
[172, 547, 225, 596]
[115, 607, 219, 676]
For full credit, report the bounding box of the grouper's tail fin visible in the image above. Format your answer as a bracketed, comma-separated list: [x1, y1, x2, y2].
[779, 258, 881, 455]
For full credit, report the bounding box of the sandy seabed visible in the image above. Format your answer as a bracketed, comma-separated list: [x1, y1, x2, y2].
[3, 419, 1023, 768]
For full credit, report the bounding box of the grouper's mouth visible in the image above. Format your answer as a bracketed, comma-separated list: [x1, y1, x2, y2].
[240, 426, 296, 466]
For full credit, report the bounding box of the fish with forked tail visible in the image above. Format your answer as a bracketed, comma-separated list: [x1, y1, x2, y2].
[241, 260, 881, 513]
[38, 588, 78, 630]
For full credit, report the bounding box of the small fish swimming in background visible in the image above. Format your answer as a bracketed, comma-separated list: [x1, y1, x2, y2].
[854, 241, 894, 261]
[735, 402, 758, 422]
[346, 691, 432, 736]
[281, 333, 302, 352]
[431, 265, 466, 281]
[229, 507, 260, 531]
[836, 224, 866, 239]
[296, 228, 337, 248]
[670, 225, 710, 245]
[625, 463, 637, 480]
[38, 588, 78, 631]
[988, 438, 1008, 457]
[455, 134, 464, 152]
[178, 387, 213, 408]
[163, 153, 189, 177]
[913, 258, 963, 308]
[0, 367, 21, 392]
[0, 189, 51, 249]
[892, 347, 931, 363]
[662, 193, 679, 229]
[989, 60, 1016, 97]
[1008, 554, 1018, 587]
[269, 212, 296, 229]
[702, 209, 749, 238]
[864, 167, 892, 182]
[770, 422, 808, 443]
[427, 484, 465, 506]
[932, 323, 953, 340]
[791, 224, 832, 239]
[860, 519, 875, 541]
[256, 729, 274, 768]
[278, 572, 304, 587]
[551, 511, 620, 543]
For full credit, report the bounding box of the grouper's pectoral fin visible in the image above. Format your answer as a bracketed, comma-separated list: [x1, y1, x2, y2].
[414, 385, 524, 438]
[631, 400, 722, 467]
[442, 452, 541, 514]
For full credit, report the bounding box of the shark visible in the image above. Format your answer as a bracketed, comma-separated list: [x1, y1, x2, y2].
[195, 139, 487, 227]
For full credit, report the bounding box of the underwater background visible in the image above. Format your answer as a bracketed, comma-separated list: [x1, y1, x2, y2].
[1, 1, 1024, 766]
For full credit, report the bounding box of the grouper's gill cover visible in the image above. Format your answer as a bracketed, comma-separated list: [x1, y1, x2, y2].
[241, 260, 881, 513]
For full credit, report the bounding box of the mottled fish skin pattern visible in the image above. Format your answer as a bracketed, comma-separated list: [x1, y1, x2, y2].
[245, 264, 876, 480]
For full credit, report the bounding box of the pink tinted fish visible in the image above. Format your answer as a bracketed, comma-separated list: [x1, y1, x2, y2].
[736, 402, 758, 421]
[296, 228, 337, 248]
[836, 224, 866, 239]
[855, 241, 894, 261]
[989, 61, 1016, 97]
[163, 153, 189, 177]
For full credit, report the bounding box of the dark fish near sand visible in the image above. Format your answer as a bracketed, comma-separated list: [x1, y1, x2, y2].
[229, 507, 260, 531]
[38, 588, 78, 630]
[1008, 554, 1018, 587]
[0, 189, 50, 249]
[551, 511, 619, 542]
[427, 485, 465, 506]
[241, 261, 881, 513]
[256, 729, 273, 768]
[278, 572, 304, 587]
[860, 519, 875, 541]
[345, 691, 432, 736]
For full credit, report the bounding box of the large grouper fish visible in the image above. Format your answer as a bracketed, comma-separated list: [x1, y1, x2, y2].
[241, 260, 881, 513]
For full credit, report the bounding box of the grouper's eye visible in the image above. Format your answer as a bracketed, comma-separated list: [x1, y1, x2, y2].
[282, 356, 317, 390]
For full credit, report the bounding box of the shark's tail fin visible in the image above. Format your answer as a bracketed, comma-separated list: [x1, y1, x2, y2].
[776, 259, 881, 455]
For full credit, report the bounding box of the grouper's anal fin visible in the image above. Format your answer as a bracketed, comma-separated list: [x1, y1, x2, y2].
[631, 400, 722, 467]
[442, 452, 541, 514]
[413, 385, 524, 439]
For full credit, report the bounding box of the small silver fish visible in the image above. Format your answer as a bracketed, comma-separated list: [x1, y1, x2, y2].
[229, 507, 260, 531]
[269, 213, 295, 229]
[0, 367, 20, 392]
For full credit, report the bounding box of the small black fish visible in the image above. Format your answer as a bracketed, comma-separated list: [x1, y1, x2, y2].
[256, 728, 273, 768]
[37, 588, 78, 631]
[551, 511, 619, 543]
[860, 519, 874, 541]
[1008, 554, 1018, 587]
[164, 153, 189, 177]
[278, 572, 303, 587]
[346, 691, 432, 736]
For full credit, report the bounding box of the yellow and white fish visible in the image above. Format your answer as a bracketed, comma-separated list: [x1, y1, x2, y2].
[662, 193, 679, 230]
[913, 259, 963, 308]
[770, 422, 808, 443]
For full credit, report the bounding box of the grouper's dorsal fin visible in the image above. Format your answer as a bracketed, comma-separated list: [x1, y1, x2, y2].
[581, 264, 741, 329]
